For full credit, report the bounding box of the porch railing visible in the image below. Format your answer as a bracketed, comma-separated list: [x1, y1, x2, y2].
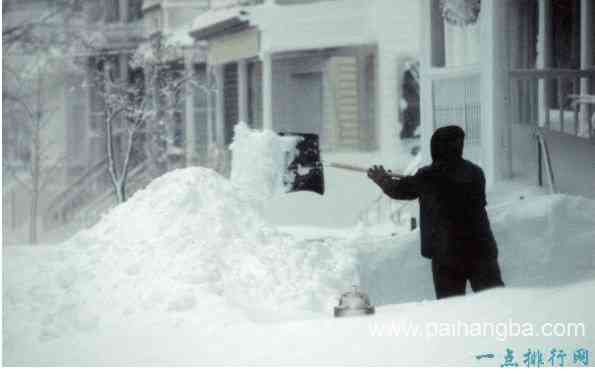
[509, 68, 595, 141]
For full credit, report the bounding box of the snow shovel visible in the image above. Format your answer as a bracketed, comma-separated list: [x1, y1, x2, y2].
[326, 162, 405, 179]
[280, 132, 325, 195]
[283, 132, 404, 195]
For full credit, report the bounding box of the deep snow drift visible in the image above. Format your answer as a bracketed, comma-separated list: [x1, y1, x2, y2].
[3, 166, 595, 365]
[4, 168, 357, 346]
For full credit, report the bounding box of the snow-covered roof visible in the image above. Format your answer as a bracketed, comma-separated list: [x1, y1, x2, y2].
[168, 26, 194, 47]
[144, 0, 208, 11]
[190, 7, 250, 40]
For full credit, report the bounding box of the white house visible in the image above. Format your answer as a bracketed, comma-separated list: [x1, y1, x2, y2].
[4, 0, 214, 238]
[419, 0, 594, 198]
[190, 0, 422, 158]
[42, 0, 211, 232]
[188, 0, 424, 227]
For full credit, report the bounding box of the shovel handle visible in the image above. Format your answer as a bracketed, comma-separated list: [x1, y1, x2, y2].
[327, 162, 404, 178]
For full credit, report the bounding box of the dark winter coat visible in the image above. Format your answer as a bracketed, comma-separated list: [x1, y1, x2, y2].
[379, 126, 498, 266]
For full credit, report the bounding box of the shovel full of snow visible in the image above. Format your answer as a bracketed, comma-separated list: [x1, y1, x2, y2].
[280, 132, 405, 195]
[230, 124, 405, 197]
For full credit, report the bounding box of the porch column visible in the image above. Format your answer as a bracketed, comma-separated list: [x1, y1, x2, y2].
[184, 54, 196, 166]
[480, 0, 511, 184]
[206, 66, 215, 146]
[376, 46, 400, 162]
[214, 64, 225, 145]
[537, 0, 552, 69]
[580, 0, 593, 135]
[537, 0, 552, 127]
[120, 0, 129, 23]
[261, 51, 274, 131]
[419, 0, 435, 165]
[238, 59, 249, 125]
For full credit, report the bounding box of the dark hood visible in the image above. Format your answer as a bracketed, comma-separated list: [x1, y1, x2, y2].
[430, 125, 465, 163]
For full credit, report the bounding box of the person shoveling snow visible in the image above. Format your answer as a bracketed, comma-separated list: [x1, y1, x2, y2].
[5, 143, 595, 364]
[368, 125, 505, 299]
[230, 123, 504, 301]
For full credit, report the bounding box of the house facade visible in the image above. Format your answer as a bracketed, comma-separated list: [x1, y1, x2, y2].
[10, 0, 594, 239]
[189, 0, 422, 167]
[6, 0, 424, 236]
[42, 0, 211, 232]
[419, 0, 594, 197]
[184, 0, 424, 227]
[3, 0, 91, 239]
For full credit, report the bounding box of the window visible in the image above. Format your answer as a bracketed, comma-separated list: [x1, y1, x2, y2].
[400, 61, 420, 139]
[551, 0, 581, 70]
[223, 63, 239, 145]
[128, 0, 143, 22]
[549, 0, 581, 108]
[247, 61, 263, 129]
[3, 0, 15, 12]
[508, 0, 538, 70]
[89, 57, 107, 133]
[104, 0, 120, 23]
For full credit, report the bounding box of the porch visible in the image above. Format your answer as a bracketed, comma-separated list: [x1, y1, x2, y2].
[509, 68, 595, 198]
[509, 69, 595, 140]
[420, 0, 595, 195]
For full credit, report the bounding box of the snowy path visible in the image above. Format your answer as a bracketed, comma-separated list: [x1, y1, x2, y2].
[5, 280, 594, 366]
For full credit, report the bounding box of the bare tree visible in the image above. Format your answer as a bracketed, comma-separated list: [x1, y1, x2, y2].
[133, 33, 198, 179]
[2, 1, 88, 243]
[87, 56, 150, 203]
[88, 35, 209, 203]
[3, 62, 66, 243]
[2, 0, 82, 47]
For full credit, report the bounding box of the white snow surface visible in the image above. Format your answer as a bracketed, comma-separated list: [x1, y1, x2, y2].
[3, 165, 595, 365]
[230, 122, 301, 201]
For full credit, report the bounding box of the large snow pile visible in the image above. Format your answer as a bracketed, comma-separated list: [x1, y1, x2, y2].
[3, 167, 357, 350]
[4, 167, 595, 364]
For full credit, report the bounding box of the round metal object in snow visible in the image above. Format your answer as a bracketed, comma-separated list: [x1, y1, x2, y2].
[334, 286, 375, 318]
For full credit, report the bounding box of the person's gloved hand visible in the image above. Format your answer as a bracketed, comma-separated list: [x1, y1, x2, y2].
[367, 165, 391, 189]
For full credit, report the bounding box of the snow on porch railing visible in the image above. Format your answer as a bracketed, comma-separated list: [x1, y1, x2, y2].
[509, 68, 595, 141]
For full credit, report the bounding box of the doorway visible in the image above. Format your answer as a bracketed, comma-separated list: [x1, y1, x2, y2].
[290, 72, 323, 135]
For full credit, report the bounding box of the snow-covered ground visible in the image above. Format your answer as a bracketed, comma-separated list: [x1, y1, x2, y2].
[3, 162, 594, 366]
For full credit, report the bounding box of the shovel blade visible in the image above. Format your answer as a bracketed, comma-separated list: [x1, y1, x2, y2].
[279, 132, 325, 195]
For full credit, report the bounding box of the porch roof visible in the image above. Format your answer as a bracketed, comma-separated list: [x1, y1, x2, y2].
[189, 8, 250, 40]
[248, 0, 373, 54]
